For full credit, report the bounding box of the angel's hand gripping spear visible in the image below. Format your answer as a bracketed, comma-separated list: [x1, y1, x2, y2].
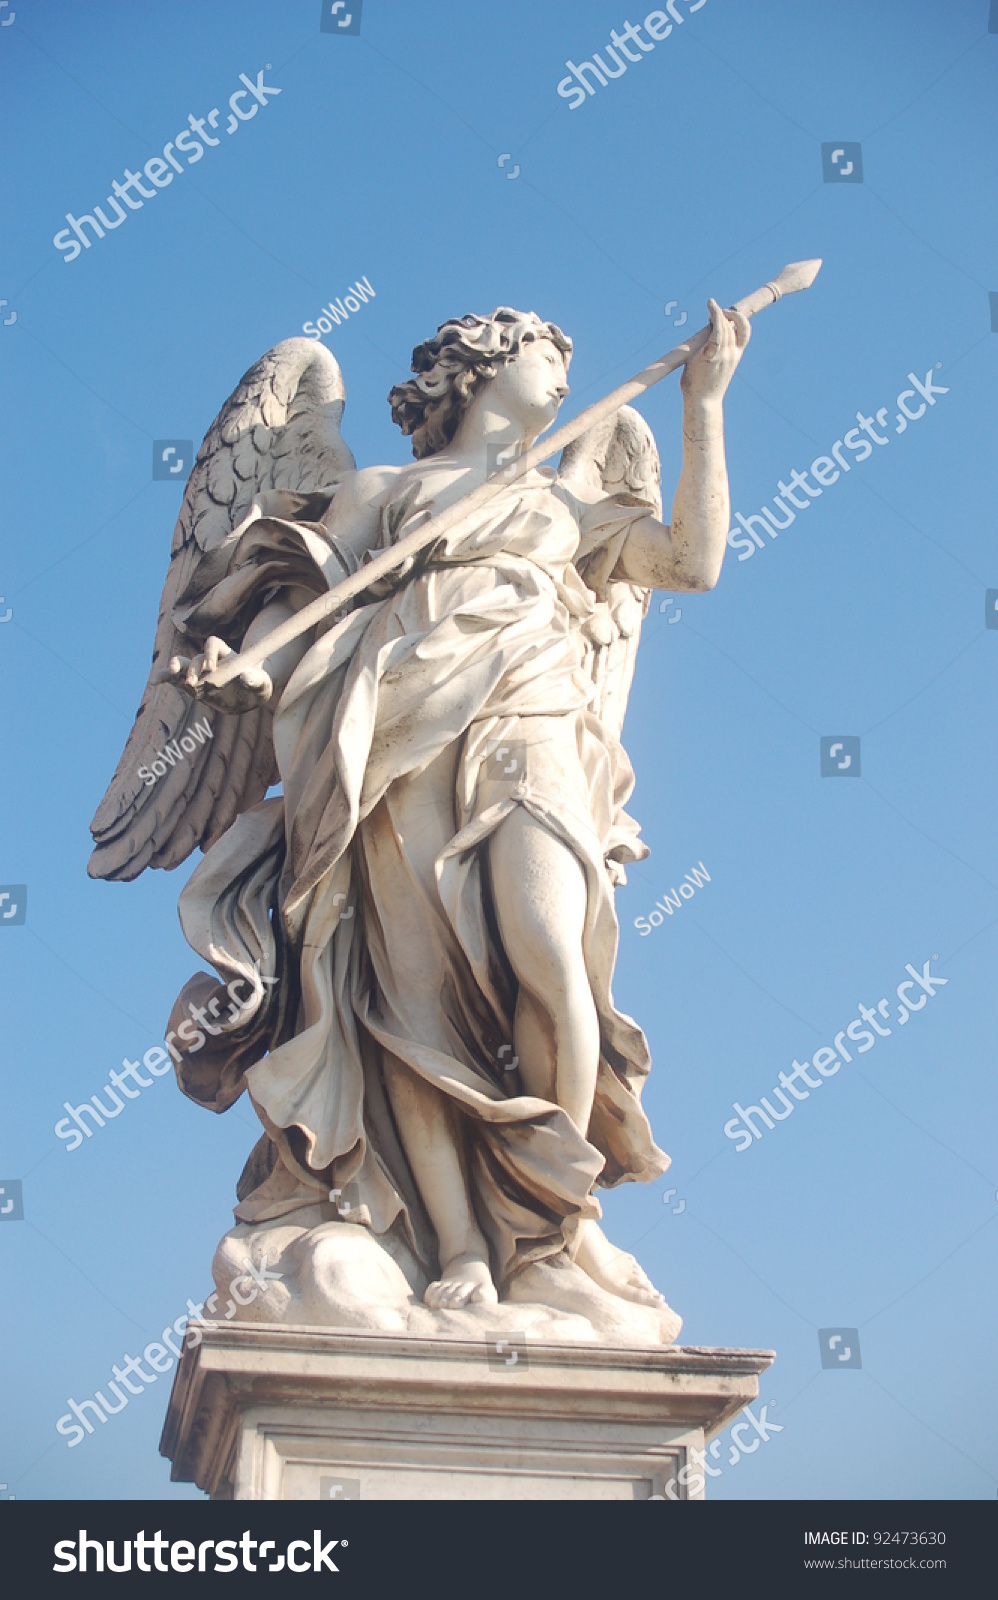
[170, 260, 820, 706]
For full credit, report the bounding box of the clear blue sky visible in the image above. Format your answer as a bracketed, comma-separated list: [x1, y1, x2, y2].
[1, 0, 995, 1500]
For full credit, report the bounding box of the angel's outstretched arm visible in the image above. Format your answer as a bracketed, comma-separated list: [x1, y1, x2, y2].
[614, 300, 750, 593]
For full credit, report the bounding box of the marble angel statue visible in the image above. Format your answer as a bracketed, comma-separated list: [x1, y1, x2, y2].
[88, 297, 749, 1343]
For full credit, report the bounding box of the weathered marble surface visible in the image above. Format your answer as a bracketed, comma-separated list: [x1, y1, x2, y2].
[91, 302, 752, 1339]
[161, 1322, 774, 1501]
[212, 1206, 682, 1347]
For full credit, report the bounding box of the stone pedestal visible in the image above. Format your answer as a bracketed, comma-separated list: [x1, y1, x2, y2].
[161, 1324, 774, 1500]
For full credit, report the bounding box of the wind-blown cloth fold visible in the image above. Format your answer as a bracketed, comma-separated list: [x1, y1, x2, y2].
[170, 472, 670, 1287]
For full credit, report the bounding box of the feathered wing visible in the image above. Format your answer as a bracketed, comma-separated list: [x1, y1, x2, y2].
[561, 404, 662, 741]
[89, 338, 356, 882]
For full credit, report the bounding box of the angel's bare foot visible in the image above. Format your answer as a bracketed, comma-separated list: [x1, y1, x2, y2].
[424, 1251, 499, 1309]
[575, 1220, 667, 1307]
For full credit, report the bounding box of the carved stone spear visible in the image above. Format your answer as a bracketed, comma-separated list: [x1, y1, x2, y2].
[197, 259, 821, 691]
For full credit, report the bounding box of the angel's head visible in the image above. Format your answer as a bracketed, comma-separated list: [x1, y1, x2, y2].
[389, 308, 573, 459]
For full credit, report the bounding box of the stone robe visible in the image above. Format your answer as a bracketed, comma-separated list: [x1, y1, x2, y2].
[170, 466, 669, 1290]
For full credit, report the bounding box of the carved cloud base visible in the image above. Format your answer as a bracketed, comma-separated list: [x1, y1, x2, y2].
[210, 1206, 684, 1348]
[160, 1323, 775, 1501]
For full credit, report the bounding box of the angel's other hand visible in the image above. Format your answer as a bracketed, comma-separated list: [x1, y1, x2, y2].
[680, 299, 750, 405]
[167, 636, 273, 714]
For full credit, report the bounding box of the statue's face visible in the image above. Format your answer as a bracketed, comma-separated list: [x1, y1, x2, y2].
[489, 337, 569, 432]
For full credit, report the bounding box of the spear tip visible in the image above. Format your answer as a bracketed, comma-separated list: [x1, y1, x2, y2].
[775, 258, 823, 295]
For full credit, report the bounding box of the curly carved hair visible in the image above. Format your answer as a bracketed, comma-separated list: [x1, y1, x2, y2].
[388, 308, 572, 460]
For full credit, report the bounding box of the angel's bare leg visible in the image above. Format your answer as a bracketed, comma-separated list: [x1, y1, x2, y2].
[381, 1055, 497, 1308]
[488, 807, 599, 1127]
[488, 807, 666, 1308]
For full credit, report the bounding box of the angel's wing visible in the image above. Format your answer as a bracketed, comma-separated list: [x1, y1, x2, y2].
[89, 338, 356, 882]
[560, 404, 662, 741]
